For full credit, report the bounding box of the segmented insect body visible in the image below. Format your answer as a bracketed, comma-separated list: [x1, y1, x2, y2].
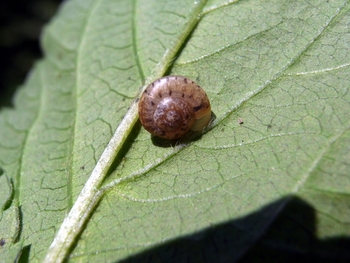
[138, 76, 211, 139]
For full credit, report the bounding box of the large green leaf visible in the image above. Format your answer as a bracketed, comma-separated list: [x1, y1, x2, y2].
[0, 0, 349, 262]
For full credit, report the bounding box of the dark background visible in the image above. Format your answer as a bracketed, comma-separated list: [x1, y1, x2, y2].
[0, 0, 63, 108]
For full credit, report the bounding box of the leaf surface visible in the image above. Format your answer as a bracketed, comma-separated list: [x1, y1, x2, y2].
[0, 0, 349, 262]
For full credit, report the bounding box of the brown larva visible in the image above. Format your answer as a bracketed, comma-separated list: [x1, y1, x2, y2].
[138, 76, 211, 139]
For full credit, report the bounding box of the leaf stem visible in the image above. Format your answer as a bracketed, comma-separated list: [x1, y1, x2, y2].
[43, 1, 207, 262]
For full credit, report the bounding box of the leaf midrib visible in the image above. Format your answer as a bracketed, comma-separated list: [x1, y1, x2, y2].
[44, 1, 209, 262]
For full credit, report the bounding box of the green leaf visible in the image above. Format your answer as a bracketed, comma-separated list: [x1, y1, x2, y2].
[0, 0, 349, 262]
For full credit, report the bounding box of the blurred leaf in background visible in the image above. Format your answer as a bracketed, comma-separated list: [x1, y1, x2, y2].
[0, 0, 62, 107]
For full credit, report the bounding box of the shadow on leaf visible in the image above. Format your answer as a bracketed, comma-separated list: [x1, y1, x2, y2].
[119, 196, 350, 263]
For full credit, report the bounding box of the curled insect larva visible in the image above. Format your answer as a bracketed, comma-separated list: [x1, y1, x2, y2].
[138, 76, 211, 139]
